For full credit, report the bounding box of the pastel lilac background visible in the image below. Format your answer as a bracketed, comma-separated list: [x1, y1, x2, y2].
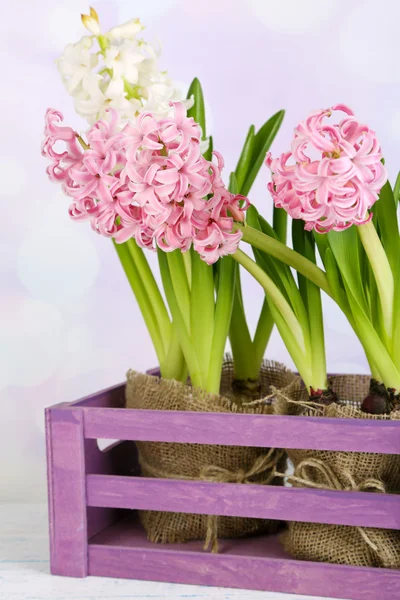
[2, 0, 400, 502]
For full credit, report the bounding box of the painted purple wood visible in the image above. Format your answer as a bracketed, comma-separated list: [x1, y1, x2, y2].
[88, 516, 400, 600]
[45, 406, 88, 577]
[86, 474, 400, 530]
[71, 383, 125, 408]
[84, 440, 140, 539]
[82, 407, 400, 454]
[46, 380, 400, 596]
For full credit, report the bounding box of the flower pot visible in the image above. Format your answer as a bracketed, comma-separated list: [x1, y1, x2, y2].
[124, 359, 291, 550]
[46, 371, 400, 599]
[273, 374, 400, 569]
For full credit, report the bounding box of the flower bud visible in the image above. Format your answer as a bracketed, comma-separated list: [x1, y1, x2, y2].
[81, 12, 101, 36]
[108, 18, 144, 40]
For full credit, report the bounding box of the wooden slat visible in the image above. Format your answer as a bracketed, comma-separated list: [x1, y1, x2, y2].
[88, 540, 400, 600]
[82, 407, 400, 454]
[70, 383, 125, 408]
[45, 407, 88, 577]
[86, 474, 400, 530]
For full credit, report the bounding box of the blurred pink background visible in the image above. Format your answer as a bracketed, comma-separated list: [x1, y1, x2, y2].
[2, 0, 400, 501]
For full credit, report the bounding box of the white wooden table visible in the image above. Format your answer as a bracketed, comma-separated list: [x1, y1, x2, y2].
[0, 504, 339, 600]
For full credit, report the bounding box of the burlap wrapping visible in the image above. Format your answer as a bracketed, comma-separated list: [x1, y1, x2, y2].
[125, 358, 295, 551]
[273, 374, 400, 568]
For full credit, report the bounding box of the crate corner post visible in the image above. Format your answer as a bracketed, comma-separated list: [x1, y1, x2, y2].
[46, 404, 88, 578]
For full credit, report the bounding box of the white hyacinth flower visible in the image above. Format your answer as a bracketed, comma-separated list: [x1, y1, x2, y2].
[108, 18, 144, 40]
[57, 37, 98, 95]
[56, 12, 188, 128]
[104, 42, 145, 83]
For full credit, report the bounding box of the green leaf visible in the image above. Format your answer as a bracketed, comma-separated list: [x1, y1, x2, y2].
[114, 241, 165, 363]
[393, 172, 400, 209]
[391, 255, 400, 371]
[158, 250, 203, 388]
[186, 77, 206, 139]
[344, 283, 400, 389]
[253, 298, 274, 367]
[190, 248, 215, 385]
[323, 248, 349, 313]
[207, 256, 236, 393]
[234, 125, 255, 193]
[240, 110, 285, 197]
[229, 268, 259, 380]
[373, 181, 400, 276]
[327, 227, 370, 316]
[204, 134, 213, 162]
[229, 171, 239, 194]
[291, 219, 308, 308]
[248, 207, 310, 331]
[313, 231, 329, 264]
[273, 207, 287, 244]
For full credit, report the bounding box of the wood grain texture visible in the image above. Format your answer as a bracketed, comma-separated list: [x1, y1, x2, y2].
[86, 474, 400, 530]
[45, 407, 88, 577]
[71, 383, 125, 408]
[2, 504, 310, 600]
[88, 517, 400, 600]
[46, 383, 400, 596]
[82, 407, 400, 454]
[84, 440, 140, 540]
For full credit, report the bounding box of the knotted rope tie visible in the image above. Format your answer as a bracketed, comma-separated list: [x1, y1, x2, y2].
[275, 458, 386, 555]
[140, 448, 284, 554]
[200, 447, 285, 553]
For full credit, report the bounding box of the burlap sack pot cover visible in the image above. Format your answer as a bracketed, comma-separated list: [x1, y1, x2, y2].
[125, 358, 295, 551]
[273, 374, 400, 569]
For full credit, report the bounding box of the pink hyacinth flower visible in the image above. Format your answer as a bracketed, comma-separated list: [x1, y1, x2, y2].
[42, 109, 83, 183]
[266, 105, 387, 233]
[42, 103, 248, 263]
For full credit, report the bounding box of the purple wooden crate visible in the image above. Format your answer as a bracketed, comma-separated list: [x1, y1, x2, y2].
[45, 379, 400, 599]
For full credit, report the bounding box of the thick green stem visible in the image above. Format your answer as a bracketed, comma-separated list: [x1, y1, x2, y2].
[158, 251, 203, 388]
[357, 221, 394, 340]
[306, 280, 328, 390]
[160, 325, 187, 382]
[367, 356, 383, 384]
[123, 78, 140, 100]
[166, 251, 191, 332]
[126, 239, 171, 349]
[97, 34, 108, 53]
[239, 224, 332, 297]
[207, 257, 236, 394]
[113, 241, 165, 364]
[191, 249, 215, 385]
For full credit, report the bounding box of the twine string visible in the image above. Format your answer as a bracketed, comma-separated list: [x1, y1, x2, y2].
[275, 458, 386, 555]
[140, 447, 284, 554]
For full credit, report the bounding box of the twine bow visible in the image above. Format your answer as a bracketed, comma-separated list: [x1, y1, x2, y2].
[275, 458, 386, 555]
[200, 447, 285, 553]
[139, 447, 283, 554]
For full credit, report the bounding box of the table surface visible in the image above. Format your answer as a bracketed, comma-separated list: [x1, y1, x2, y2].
[0, 504, 342, 600]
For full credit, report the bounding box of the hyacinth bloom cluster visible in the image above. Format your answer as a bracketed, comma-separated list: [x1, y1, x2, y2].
[42, 103, 247, 264]
[266, 104, 387, 233]
[57, 8, 184, 126]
